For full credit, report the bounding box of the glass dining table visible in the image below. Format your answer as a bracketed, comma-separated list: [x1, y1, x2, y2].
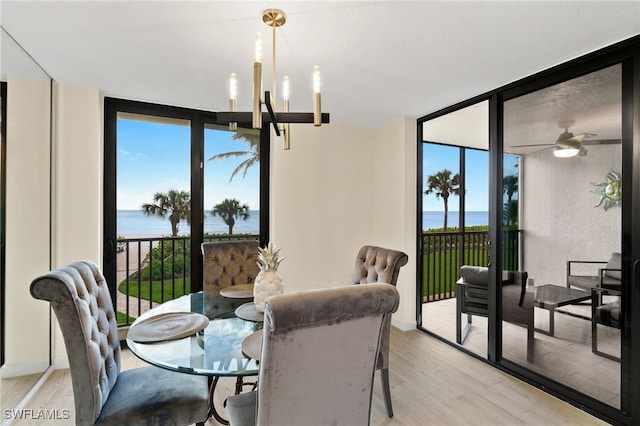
[126, 290, 262, 425]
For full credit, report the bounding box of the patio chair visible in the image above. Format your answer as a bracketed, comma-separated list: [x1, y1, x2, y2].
[30, 260, 209, 426]
[567, 252, 621, 292]
[592, 286, 621, 362]
[352, 245, 409, 418]
[225, 283, 400, 426]
[456, 265, 534, 361]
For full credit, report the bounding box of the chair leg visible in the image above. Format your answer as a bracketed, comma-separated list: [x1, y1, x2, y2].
[380, 368, 393, 418]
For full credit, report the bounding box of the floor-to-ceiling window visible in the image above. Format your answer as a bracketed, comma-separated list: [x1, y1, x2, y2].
[104, 99, 269, 325]
[419, 100, 490, 360]
[417, 36, 640, 424]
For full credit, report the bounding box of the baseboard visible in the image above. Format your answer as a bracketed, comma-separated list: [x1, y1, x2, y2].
[52, 356, 69, 370]
[0, 361, 49, 379]
[391, 318, 416, 332]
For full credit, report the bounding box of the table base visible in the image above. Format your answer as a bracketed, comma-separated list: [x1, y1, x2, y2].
[208, 375, 257, 425]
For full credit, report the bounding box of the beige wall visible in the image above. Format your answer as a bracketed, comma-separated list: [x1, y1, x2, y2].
[2, 80, 104, 372]
[50, 83, 104, 363]
[271, 118, 417, 330]
[3, 76, 51, 375]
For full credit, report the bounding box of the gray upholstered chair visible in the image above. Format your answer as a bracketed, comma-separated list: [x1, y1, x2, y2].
[456, 265, 534, 361]
[352, 245, 408, 417]
[226, 283, 400, 426]
[30, 260, 209, 426]
[202, 240, 260, 290]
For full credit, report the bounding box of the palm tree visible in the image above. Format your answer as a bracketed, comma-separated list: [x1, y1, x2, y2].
[212, 198, 250, 235]
[207, 129, 260, 182]
[503, 174, 518, 226]
[425, 169, 461, 231]
[141, 189, 191, 237]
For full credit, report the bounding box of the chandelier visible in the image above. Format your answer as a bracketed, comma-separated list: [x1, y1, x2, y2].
[216, 8, 330, 149]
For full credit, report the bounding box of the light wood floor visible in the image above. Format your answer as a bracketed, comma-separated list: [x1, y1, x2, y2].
[6, 327, 609, 426]
[423, 295, 621, 408]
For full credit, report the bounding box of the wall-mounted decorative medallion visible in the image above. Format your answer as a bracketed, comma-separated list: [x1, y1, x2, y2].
[592, 171, 621, 211]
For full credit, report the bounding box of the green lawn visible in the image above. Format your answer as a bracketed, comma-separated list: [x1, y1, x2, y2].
[422, 248, 488, 297]
[118, 277, 192, 304]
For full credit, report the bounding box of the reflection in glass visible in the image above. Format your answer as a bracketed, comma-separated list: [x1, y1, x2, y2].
[0, 27, 53, 413]
[502, 64, 622, 408]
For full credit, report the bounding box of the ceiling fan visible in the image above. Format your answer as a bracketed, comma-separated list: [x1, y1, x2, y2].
[517, 120, 620, 158]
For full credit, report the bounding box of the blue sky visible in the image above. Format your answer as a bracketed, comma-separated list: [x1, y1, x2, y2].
[117, 118, 518, 213]
[117, 118, 259, 211]
[423, 143, 519, 212]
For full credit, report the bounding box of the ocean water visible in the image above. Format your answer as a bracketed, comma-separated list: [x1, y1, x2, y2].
[117, 210, 260, 236]
[423, 211, 488, 230]
[117, 210, 488, 236]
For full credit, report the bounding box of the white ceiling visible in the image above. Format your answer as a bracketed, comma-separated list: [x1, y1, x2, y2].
[1, 1, 639, 129]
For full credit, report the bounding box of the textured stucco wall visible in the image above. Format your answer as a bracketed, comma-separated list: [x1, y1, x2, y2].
[521, 144, 622, 286]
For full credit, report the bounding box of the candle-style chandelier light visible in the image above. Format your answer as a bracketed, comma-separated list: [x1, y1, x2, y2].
[216, 8, 330, 149]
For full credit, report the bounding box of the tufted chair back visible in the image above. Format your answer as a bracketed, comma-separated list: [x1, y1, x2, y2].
[30, 261, 209, 425]
[226, 283, 400, 426]
[202, 240, 260, 290]
[352, 245, 408, 418]
[352, 245, 408, 368]
[30, 261, 121, 425]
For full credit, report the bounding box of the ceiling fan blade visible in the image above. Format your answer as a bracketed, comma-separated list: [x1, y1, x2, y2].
[582, 139, 621, 145]
[511, 143, 555, 148]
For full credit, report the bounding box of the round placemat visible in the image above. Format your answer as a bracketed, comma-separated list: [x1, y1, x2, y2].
[242, 330, 263, 361]
[128, 312, 209, 343]
[235, 302, 264, 322]
[220, 284, 254, 299]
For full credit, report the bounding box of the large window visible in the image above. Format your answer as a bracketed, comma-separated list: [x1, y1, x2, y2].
[104, 99, 269, 325]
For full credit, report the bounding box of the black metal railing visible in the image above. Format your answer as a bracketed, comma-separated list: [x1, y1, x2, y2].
[421, 229, 522, 302]
[116, 233, 259, 325]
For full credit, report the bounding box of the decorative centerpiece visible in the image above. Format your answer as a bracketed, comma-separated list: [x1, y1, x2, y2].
[254, 242, 285, 312]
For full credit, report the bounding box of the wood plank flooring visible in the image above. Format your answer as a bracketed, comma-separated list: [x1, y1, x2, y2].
[5, 327, 609, 425]
[423, 296, 621, 408]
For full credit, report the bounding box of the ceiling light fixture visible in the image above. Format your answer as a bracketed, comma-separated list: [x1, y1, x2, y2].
[217, 8, 330, 150]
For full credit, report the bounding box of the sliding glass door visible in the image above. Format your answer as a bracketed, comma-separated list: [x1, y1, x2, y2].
[418, 37, 640, 424]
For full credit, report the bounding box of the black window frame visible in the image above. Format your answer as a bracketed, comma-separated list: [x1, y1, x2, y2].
[0, 81, 6, 367]
[103, 97, 270, 305]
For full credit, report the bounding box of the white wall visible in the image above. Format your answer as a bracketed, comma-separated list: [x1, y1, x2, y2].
[271, 118, 417, 329]
[2, 76, 51, 376]
[522, 144, 622, 286]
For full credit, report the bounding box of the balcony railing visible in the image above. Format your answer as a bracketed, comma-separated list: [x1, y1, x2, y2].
[422, 229, 522, 302]
[115, 233, 259, 326]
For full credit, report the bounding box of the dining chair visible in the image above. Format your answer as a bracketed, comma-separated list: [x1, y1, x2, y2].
[202, 240, 260, 289]
[226, 283, 400, 426]
[352, 245, 409, 418]
[30, 260, 209, 426]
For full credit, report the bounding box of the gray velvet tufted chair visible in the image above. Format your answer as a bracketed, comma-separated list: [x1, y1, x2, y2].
[30, 260, 209, 426]
[202, 240, 260, 290]
[352, 245, 409, 418]
[226, 283, 400, 426]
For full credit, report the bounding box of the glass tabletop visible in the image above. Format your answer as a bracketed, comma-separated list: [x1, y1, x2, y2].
[126, 290, 262, 377]
[534, 284, 591, 309]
